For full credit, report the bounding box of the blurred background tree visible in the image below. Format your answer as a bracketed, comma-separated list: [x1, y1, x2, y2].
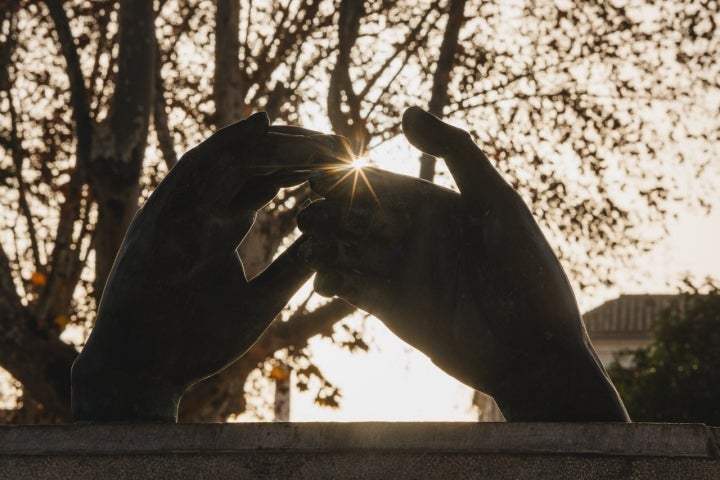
[608, 281, 720, 426]
[0, 0, 717, 422]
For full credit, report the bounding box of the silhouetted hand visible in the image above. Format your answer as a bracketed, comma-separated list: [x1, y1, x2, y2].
[297, 107, 629, 421]
[72, 113, 346, 422]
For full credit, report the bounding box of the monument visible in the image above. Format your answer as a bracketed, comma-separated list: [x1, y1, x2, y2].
[3, 109, 718, 480]
[71, 108, 627, 423]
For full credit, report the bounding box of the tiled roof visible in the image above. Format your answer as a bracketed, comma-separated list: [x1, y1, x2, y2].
[582, 294, 679, 334]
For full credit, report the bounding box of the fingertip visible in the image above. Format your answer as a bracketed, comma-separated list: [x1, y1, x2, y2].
[262, 133, 352, 173]
[401, 106, 430, 129]
[402, 107, 471, 158]
[314, 271, 342, 297]
[247, 111, 271, 131]
[402, 107, 445, 157]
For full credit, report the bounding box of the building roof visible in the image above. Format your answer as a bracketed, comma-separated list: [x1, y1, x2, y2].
[582, 294, 679, 335]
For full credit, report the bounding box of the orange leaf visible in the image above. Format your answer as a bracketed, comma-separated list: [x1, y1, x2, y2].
[270, 365, 290, 381]
[30, 272, 47, 287]
[54, 314, 70, 331]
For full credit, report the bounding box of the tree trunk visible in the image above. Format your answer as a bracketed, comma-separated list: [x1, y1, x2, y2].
[328, 0, 369, 154]
[89, 0, 156, 301]
[0, 245, 76, 421]
[214, 0, 245, 128]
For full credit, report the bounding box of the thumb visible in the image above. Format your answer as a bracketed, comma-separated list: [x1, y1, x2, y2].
[247, 237, 314, 313]
[402, 107, 509, 203]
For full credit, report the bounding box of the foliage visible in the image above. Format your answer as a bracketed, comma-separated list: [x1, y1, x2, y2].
[608, 280, 720, 425]
[448, 0, 720, 290]
[0, 0, 718, 422]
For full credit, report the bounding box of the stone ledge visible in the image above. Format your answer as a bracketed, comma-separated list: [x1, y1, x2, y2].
[1, 423, 718, 479]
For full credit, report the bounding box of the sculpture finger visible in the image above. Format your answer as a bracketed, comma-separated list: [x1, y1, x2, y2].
[254, 133, 353, 174]
[209, 133, 351, 210]
[156, 112, 270, 200]
[190, 114, 328, 167]
[247, 237, 315, 303]
[402, 107, 510, 204]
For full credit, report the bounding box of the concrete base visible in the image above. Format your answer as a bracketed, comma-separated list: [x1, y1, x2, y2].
[0, 422, 718, 479]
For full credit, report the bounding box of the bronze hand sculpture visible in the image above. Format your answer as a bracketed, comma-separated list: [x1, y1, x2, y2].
[72, 113, 346, 422]
[73, 108, 628, 423]
[297, 107, 629, 421]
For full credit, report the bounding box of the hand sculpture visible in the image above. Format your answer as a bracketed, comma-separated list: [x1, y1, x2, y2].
[297, 107, 630, 421]
[72, 113, 346, 422]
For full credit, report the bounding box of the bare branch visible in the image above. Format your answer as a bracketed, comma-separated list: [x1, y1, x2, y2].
[419, 0, 466, 181]
[0, 243, 77, 421]
[38, 0, 94, 324]
[153, 37, 177, 170]
[247, 0, 330, 107]
[8, 78, 42, 271]
[1, 11, 41, 270]
[44, 0, 92, 169]
[357, 0, 441, 101]
[328, 0, 370, 153]
[0, 1, 21, 91]
[214, 0, 244, 126]
[88, 3, 113, 120]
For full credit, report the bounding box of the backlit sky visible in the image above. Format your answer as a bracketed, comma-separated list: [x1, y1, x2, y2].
[3, 1, 718, 420]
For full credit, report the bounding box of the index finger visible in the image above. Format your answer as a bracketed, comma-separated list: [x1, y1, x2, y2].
[242, 133, 353, 176]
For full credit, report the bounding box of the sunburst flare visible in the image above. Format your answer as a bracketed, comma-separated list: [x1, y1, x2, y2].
[315, 142, 381, 207]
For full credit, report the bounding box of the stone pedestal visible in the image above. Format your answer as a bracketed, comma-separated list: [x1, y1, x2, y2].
[1, 422, 718, 479]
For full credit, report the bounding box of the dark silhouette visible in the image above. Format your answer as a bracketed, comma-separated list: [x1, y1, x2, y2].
[72, 108, 629, 422]
[297, 107, 629, 421]
[72, 113, 346, 422]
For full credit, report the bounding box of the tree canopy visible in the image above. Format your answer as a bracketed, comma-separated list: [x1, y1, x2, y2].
[608, 281, 720, 425]
[0, 0, 718, 422]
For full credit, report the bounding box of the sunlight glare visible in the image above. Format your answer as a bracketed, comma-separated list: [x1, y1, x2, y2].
[351, 156, 370, 170]
[319, 149, 381, 207]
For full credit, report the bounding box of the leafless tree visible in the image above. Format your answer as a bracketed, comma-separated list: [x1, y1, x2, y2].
[0, 0, 716, 422]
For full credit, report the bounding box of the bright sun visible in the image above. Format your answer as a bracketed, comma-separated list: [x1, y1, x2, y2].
[323, 155, 379, 206]
[351, 157, 369, 170]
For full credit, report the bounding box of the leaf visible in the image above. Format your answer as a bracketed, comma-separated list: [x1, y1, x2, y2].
[30, 271, 47, 287]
